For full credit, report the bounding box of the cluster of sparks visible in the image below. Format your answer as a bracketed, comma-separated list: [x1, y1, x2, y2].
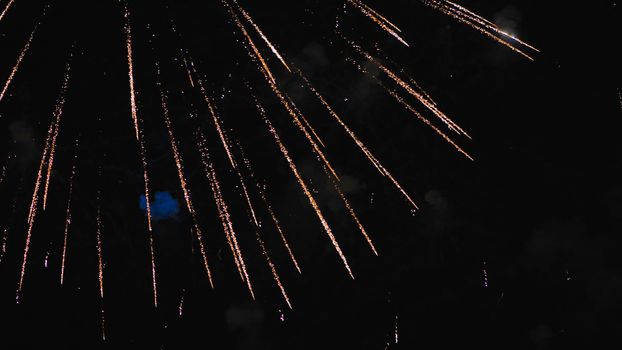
[0, 0, 538, 339]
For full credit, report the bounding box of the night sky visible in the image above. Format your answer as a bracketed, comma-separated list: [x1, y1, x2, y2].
[1, 0, 621, 349]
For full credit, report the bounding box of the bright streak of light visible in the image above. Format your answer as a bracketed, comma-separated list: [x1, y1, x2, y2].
[295, 69, 419, 210]
[124, 3, 140, 140]
[422, 0, 537, 60]
[60, 139, 78, 285]
[254, 226, 293, 309]
[346, 57, 473, 160]
[253, 96, 354, 279]
[196, 131, 254, 298]
[0, 0, 16, 22]
[43, 58, 73, 210]
[1, 25, 37, 102]
[346, 0, 409, 47]
[225, 3, 340, 180]
[149, 233, 157, 308]
[232, 0, 292, 72]
[236, 140, 302, 274]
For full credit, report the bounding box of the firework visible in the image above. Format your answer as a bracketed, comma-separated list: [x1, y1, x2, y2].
[0, 24, 37, 102]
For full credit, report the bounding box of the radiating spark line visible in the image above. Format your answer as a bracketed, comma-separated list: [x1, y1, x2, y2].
[149, 233, 157, 307]
[18, 122, 55, 301]
[422, 0, 536, 60]
[324, 165, 377, 255]
[0, 0, 16, 22]
[1, 24, 37, 102]
[232, 0, 291, 72]
[182, 54, 195, 87]
[236, 139, 301, 273]
[295, 69, 419, 210]
[124, 3, 140, 140]
[60, 139, 78, 285]
[346, 0, 409, 47]
[178, 289, 185, 316]
[345, 39, 470, 138]
[96, 191, 104, 300]
[223, 0, 276, 83]
[196, 131, 254, 297]
[355, 0, 402, 33]
[43, 58, 73, 210]
[441, 0, 539, 52]
[225, 4, 340, 181]
[139, 134, 152, 231]
[347, 57, 473, 160]
[286, 94, 326, 148]
[196, 77, 237, 169]
[153, 58, 214, 288]
[254, 225, 292, 309]
[253, 97, 354, 278]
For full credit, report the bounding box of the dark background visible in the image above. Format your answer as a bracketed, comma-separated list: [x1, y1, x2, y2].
[1, 0, 621, 349]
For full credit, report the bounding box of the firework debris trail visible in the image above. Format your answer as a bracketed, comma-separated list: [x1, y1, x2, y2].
[1, 187, 20, 264]
[251, 93, 354, 279]
[60, 139, 78, 285]
[294, 68, 419, 211]
[421, 0, 538, 60]
[199, 105, 293, 308]
[224, 0, 340, 182]
[124, 2, 141, 140]
[345, 38, 471, 139]
[0, 24, 37, 103]
[224, 0, 354, 278]
[152, 54, 215, 290]
[236, 140, 302, 274]
[195, 130, 255, 298]
[95, 187, 106, 341]
[17, 55, 75, 301]
[346, 0, 409, 47]
[231, 0, 291, 72]
[0, 0, 15, 23]
[43, 54, 74, 210]
[345, 55, 474, 161]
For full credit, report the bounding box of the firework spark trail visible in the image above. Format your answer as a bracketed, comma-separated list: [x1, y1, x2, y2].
[124, 3, 140, 140]
[253, 97, 354, 278]
[323, 164, 377, 255]
[17, 122, 55, 301]
[0, 154, 11, 185]
[196, 131, 254, 297]
[0, 24, 37, 102]
[95, 188, 106, 341]
[0, 0, 15, 22]
[182, 54, 195, 87]
[341, 36, 469, 138]
[43, 58, 73, 210]
[195, 77, 238, 169]
[355, 0, 402, 33]
[347, 57, 473, 160]
[225, 4, 340, 181]
[223, 0, 276, 83]
[421, 0, 536, 60]
[236, 138, 302, 274]
[254, 225, 293, 309]
[285, 94, 326, 148]
[178, 289, 185, 316]
[60, 140, 78, 285]
[149, 233, 157, 307]
[346, 0, 409, 47]
[154, 60, 214, 288]
[227, 5, 354, 276]
[441, 0, 539, 52]
[232, 0, 291, 72]
[295, 70, 419, 210]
